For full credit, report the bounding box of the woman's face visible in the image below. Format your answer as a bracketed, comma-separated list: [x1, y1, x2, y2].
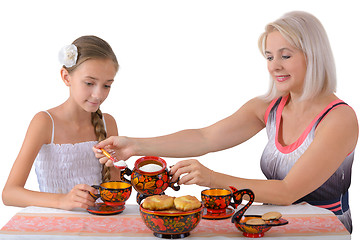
[265, 31, 307, 96]
[65, 58, 117, 112]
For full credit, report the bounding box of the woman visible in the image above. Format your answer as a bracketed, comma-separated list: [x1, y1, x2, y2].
[94, 12, 358, 232]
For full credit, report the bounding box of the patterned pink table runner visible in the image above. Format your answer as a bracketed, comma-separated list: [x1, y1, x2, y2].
[1, 211, 349, 238]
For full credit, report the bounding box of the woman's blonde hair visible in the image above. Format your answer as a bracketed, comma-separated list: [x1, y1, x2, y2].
[63, 35, 118, 182]
[258, 11, 336, 101]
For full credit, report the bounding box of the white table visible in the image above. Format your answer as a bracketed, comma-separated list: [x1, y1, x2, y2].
[0, 202, 350, 239]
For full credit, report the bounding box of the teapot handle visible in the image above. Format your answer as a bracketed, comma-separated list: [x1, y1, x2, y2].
[120, 167, 132, 184]
[169, 180, 180, 191]
[168, 171, 181, 191]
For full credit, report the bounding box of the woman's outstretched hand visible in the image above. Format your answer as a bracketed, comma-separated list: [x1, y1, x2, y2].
[93, 136, 134, 166]
[169, 159, 213, 187]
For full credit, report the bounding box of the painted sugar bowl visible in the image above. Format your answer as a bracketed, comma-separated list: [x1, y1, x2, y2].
[120, 156, 180, 204]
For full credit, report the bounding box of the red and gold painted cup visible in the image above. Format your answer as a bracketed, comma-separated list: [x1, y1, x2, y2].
[90, 181, 132, 207]
[201, 188, 240, 214]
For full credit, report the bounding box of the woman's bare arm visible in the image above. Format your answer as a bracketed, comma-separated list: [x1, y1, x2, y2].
[193, 105, 358, 205]
[132, 97, 269, 158]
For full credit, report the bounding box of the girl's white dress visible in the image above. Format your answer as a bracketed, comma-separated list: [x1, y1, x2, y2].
[34, 111, 103, 194]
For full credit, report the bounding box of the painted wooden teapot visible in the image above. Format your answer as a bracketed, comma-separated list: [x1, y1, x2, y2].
[120, 156, 180, 204]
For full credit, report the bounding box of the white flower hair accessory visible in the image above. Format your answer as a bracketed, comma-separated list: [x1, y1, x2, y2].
[58, 44, 78, 68]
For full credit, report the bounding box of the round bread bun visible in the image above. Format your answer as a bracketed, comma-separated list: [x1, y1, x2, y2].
[142, 195, 174, 210]
[246, 218, 266, 225]
[174, 195, 201, 211]
[262, 211, 282, 221]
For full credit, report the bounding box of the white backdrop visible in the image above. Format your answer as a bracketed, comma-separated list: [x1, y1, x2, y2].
[1, 0, 359, 237]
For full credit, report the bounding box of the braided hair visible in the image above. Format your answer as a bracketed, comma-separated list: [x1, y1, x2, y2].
[91, 109, 111, 182]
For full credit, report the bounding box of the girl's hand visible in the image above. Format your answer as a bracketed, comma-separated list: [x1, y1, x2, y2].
[169, 159, 213, 187]
[93, 136, 133, 167]
[58, 184, 96, 210]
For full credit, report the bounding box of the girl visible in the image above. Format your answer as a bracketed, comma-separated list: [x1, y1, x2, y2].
[2, 35, 120, 210]
[94, 12, 358, 232]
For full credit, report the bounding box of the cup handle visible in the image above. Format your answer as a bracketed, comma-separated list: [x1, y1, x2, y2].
[229, 186, 240, 209]
[119, 167, 132, 184]
[89, 185, 101, 200]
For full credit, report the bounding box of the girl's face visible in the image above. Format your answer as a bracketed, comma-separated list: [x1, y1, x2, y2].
[265, 31, 307, 96]
[64, 58, 117, 112]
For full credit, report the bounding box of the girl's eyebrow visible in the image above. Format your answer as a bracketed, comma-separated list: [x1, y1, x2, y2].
[85, 76, 114, 82]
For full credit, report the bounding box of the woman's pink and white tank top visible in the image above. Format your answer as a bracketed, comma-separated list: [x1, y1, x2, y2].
[260, 95, 354, 233]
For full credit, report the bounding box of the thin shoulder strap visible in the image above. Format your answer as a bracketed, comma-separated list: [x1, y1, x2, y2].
[316, 101, 348, 126]
[264, 97, 283, 125]
[43, 110, 55, 144]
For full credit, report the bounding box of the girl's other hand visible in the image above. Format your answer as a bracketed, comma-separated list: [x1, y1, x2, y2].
[58, 184, 96, 210]
[169, 159, 213, 187]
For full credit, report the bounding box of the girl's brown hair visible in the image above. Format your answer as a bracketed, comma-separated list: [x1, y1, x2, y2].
[63, 35, 119, 182]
